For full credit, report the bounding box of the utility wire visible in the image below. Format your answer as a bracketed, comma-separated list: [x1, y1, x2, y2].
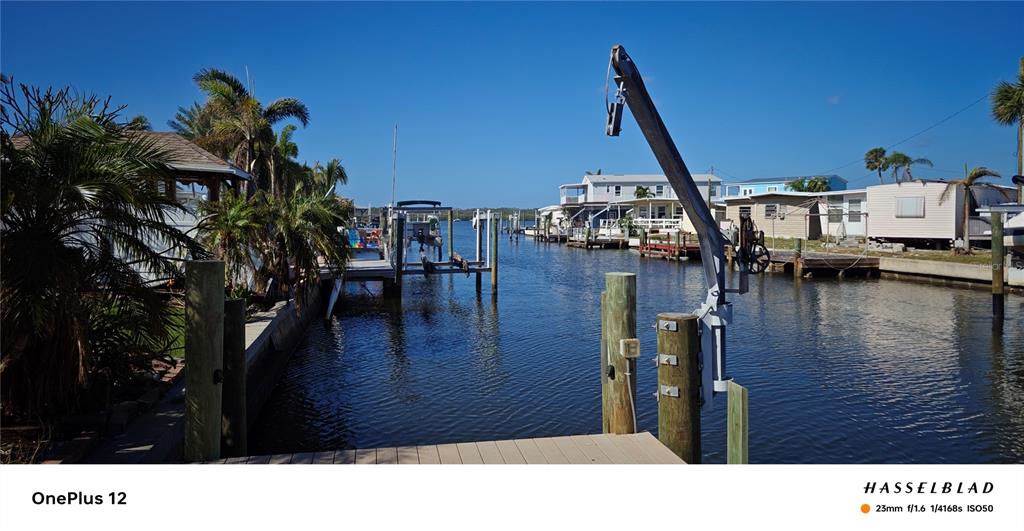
[819, 93, 989, 175]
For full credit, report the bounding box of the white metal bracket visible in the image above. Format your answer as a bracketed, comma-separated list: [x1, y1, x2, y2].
[660, 385, 679, 398]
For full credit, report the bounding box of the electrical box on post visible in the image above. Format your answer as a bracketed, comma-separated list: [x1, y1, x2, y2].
[619, 338, 640, 359]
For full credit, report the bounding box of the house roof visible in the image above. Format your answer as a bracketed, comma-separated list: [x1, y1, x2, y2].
[721, 189, 866, 203]
[727, 174, 847, 185]
[10, 131, 251, 181]
[581, 173, 721, 185]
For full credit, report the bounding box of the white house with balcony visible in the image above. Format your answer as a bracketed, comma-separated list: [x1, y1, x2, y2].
[558, 173, 721, 233]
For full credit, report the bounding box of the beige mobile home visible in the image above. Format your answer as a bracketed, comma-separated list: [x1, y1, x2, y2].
[722, 190, 866, 240]
[866, 180, 1014, 247]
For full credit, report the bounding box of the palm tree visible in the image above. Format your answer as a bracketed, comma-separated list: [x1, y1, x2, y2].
[259, 186, 349, 302]
[1, 80, 207, 418]
[864, 147, 889, 184]
[886, 152, 932, 182]
[167, 101, 234, 158]
[268, 124, 299, 197]
[788, 176, 831, 192]
[193, 68, 309, 195]
[634, 185, 653, 199]
[939, 165, 1009, 252]
[308, 158, 349, 194]
[991, 56, 1024, 202]
[585, 168, 602, 175]
[196, 191, 262, 293]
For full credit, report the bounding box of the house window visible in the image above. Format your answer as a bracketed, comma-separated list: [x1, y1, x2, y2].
[655, 185, 664, 197]
[614, 185, 621, 197]
[767, 186, 778, 192]
[764, 204, 778, 219]
[709, 186, 717, 197]
[828, 206, 843, 223]
[742, 188, 753, 196]
[895, 196, 925, 218]
[739, 206, 752, 218]
[657, 206, 666, 218]
[727, 186, 741, 196]
[848, 199, 862, 222]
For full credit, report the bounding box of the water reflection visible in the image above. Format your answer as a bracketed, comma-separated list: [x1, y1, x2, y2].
[251, 229, 1024, 463]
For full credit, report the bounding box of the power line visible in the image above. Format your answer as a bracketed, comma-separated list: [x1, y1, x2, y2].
[819, 93, 989, 175]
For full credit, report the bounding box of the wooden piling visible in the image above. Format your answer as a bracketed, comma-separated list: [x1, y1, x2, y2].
[673, 231, 681, 259]
[184, 260, 225, 463]
[600, 292, 609, 432]
[448, 210, 454, 260]
[727, 381, 749, 464]
[387, 216, 404, 299]
[490, 213, 499, 295]
[793, 238, 804, 278]
[475, 213, 484, 293]
[992, 212, 1004, 321]
[656, 312, 701, 463]
[601, 272, 637, 434]
[221, 298, 247, 457]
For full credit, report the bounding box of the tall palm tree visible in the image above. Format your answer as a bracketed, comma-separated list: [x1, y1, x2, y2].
[259, 186, 349, 302]
[308, 158, 348, 194]
[864, 147, 889, 184]
[196, 191, 262, 293]
[886, 152, 932, 182]
[1, 80, 207, 418]
[267, 124, 299, 197]
[788, 176, 830, 192]
[991, 56, 1024, 202]
[193, 68, 309, 195]
[939, 165, 1009, 251]
[167, 101, 235, 158]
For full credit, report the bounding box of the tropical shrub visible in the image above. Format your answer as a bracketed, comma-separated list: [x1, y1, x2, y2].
[1, 79, 207, 419]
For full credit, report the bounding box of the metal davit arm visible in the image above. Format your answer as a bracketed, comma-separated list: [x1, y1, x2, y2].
[606, 44, 734, 402]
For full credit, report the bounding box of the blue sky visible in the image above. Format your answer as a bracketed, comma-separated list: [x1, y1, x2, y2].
[2, 1, 1021, 207]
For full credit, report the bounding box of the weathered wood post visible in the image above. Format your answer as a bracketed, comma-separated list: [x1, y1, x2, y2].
[600, 292, 609, 431]
[674, 231, 681, 259]
[992, 212, 1004, 321]
[475, 212, 483, 293]
[385, 215, 405, 299]
[185, 260, 225, 462]
[601, 272, 637, 434]
[490, 212, 499, 295]
[727, 381, 749, 464]
[221, 297, 246, 457]
[793, 238, 804, 278]
[446, 208, 454, 260]
[656, 313, 701, 463]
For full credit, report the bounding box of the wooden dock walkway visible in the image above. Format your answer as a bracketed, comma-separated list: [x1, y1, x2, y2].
[215, 432, 684, 464]
[770, 249, 879, 274]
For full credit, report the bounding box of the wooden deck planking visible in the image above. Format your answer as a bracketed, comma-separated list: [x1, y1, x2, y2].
[550, 436, 591, 464]
[494, 439, 526, 464]
[588, 434, 635, 464]
[289, 452, 315, 464]
[333, 449, 356, 464]
[569, 435, 612, 464]
[455, 442, 484, 464]
[531, 437, 570, 464]
[354, 448, 377, 464]
[213, 433, 684, 465]
[436, 444, 462, 464]
[376, 447, 399, 464]
[312, 451, 335, 464]
[416, 445, 441, 464]
[514, 438, 549, 464]
[396, 446, 420, 464]
[476, 440, 505, 464]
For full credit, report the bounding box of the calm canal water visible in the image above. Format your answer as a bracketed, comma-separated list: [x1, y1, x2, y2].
[251, 226, 1024, 463]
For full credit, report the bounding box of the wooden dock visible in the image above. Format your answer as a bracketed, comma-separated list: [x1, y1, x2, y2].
[639, 241, 701, 260]
[215, 432, 684, 464]
[769, 249, 879, 275]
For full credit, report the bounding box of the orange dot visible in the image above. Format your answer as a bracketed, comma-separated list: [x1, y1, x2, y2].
[861, 504, 871, 514]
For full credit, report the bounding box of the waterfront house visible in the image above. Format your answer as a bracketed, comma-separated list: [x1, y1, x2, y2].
[722, 189, 867, 240]
[718, 175, 848, 200]
[866, 180, 1015, 249]
[558, 173, 721, 231]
